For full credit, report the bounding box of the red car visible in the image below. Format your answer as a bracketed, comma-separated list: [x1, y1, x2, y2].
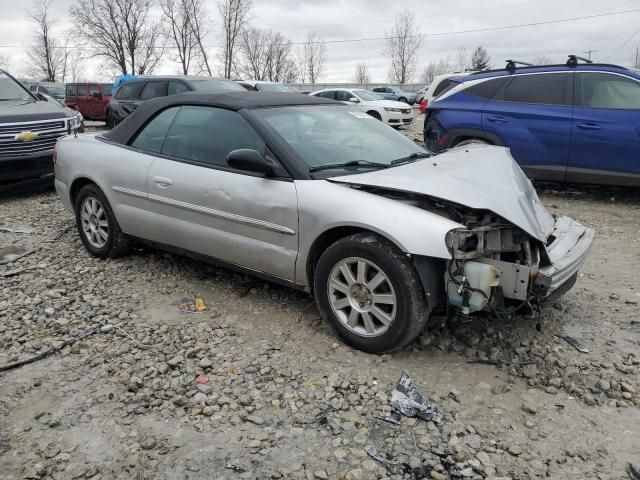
[64, 82, 113, 120]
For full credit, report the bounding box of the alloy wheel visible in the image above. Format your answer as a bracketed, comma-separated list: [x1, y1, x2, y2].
[80, 196, 109, 248]
[327, 257, 397, 337]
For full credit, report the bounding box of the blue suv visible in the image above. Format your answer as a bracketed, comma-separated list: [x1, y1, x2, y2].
[424, 56, 640, 186]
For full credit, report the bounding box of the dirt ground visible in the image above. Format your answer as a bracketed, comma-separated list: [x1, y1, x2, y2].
[1, 118, 639, 480]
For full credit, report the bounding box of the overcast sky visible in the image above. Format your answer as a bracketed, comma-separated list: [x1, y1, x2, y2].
[1, 0, 639, 83]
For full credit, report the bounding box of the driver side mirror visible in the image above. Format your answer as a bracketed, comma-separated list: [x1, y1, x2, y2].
[348, 97, 359, 103]
[92, 91, 101, 98]
[227, 149, 276, 176]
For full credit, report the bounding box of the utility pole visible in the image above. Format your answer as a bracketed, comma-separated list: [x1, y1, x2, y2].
[635, 47, 639, 68]
[583, 49, 596, 60]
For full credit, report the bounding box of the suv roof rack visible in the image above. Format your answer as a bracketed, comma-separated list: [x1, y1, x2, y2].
[566, 54, 593, 66]
[505, 60, 533, 71]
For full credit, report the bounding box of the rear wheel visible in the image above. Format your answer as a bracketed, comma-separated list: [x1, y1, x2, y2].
[74, 184, 131, 258]
[314, 233, 429, 353]
[398, 97, 407, 104]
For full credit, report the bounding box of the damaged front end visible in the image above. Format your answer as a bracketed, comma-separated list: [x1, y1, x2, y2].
[444, 211, 593, 317]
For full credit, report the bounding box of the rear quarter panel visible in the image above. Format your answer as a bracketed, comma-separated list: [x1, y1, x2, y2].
[54, 134, 156, 238]
[425, 92, 488, 150]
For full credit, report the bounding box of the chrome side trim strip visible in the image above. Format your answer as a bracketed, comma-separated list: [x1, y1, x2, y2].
[112, 186, 295, 235]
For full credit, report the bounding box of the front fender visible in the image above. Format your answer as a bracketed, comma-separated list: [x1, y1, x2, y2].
[294, 180, 462, 287]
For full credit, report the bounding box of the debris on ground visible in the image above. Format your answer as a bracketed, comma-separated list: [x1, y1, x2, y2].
[556, 334, 589, 353]
[389, 372, 444, 424]
[364, 445, 399, 470]
[179, 295, 206, 314]
[627, 463, 640, 480]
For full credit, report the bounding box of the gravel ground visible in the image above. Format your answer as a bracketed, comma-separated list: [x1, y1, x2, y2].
[1, 117, 639, 479]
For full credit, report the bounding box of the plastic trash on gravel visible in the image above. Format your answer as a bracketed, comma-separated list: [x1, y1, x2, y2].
[389, 371, 444, 424]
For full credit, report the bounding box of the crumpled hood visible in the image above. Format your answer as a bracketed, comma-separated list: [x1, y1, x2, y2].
[329, 145, 556, 242]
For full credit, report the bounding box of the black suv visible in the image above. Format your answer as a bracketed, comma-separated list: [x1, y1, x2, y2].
[0, 69, 83, 191]
[105, 76, 245, 127]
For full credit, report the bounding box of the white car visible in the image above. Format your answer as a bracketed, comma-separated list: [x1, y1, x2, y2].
[310, 88, 414, 127]
[421, 72, 477, 110]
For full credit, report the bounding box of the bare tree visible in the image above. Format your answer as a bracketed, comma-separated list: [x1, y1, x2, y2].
[455, 46, 469, 72]
[238, 27, 296, 82]
[70, 0, 164, 76]
[385, 10, 423, 84]
[26, 0, 65, 82]
[470, 46, 490, 70]
[0, 53, 9, 69]
[353, 63, 370, 84]
[420, 58, 452, 84]
[185, 0, 213, 75]
[532, 55, 553, 65]
[219, 0, 253, 79]
[303, 32, 326, 84]
[161, 0, 196, 74]
[161, 0, 212, 75]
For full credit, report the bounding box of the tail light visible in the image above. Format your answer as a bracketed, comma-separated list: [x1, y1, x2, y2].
[52, 144, 58, 165]
[420, 98, 428, 114]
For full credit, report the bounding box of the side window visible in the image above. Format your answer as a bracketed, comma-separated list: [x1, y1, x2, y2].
[66, 85, 76, 97]
[335, 90, 354, 101]
[116, 83, 135, 100]
[433, 79, 454, 97]
[504, 73, 571, 105]
[577, 72, 640, 109]
[162, 106, 265, 168]
[464, 77, 508, 100]
[168, 81, 190, 96]
[89, 85, 100, 96]
[140, 81, 167, 100]
[316, 91, 335, 99]
[77, 85, 88, 96]
[130, 107, 179, 153]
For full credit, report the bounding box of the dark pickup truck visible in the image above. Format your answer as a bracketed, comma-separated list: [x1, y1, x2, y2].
[0, 69, 83, 191]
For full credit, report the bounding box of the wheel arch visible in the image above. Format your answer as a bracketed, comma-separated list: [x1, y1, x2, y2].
[446, 128, 503, 148]
[305, 225, 406, 293]
[69, 176, 101, 206]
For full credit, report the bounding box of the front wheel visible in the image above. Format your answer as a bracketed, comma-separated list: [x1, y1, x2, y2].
[314, 233, 429, 353]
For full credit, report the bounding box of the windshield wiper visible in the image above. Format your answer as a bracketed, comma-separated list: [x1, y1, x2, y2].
[309, 160, 389, 173]
[390, 152, 431, 166]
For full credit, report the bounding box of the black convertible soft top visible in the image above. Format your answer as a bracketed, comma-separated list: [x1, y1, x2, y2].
[102, 91, 338, 145]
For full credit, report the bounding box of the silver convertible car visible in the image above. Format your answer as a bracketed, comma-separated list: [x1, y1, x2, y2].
[54, 92, 594, 353]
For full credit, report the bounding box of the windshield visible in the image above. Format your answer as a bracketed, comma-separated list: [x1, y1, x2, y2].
[46, 86, 65, 97]
[0, 73, 32, 101]
[190, 79, 245, 92]
[352, 89, 381, 101]
[257, 83, 296, 92]
[254, 105, 427, 173]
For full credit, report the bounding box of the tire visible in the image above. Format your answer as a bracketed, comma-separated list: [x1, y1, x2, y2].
[398, 97, 407, 104]
[314, 233, 429, 353]
[367, 111, 382, 121]
[74, 184, 131, 258]
[455, 138, 490, 148]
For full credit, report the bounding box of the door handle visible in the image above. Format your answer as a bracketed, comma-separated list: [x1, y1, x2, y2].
[153, 176, 173, 187]
[576, 122, 601, 131]
[487, 115, 507, 123]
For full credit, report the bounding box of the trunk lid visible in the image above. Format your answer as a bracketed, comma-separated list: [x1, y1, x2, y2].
[329, 145, 555, 242]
